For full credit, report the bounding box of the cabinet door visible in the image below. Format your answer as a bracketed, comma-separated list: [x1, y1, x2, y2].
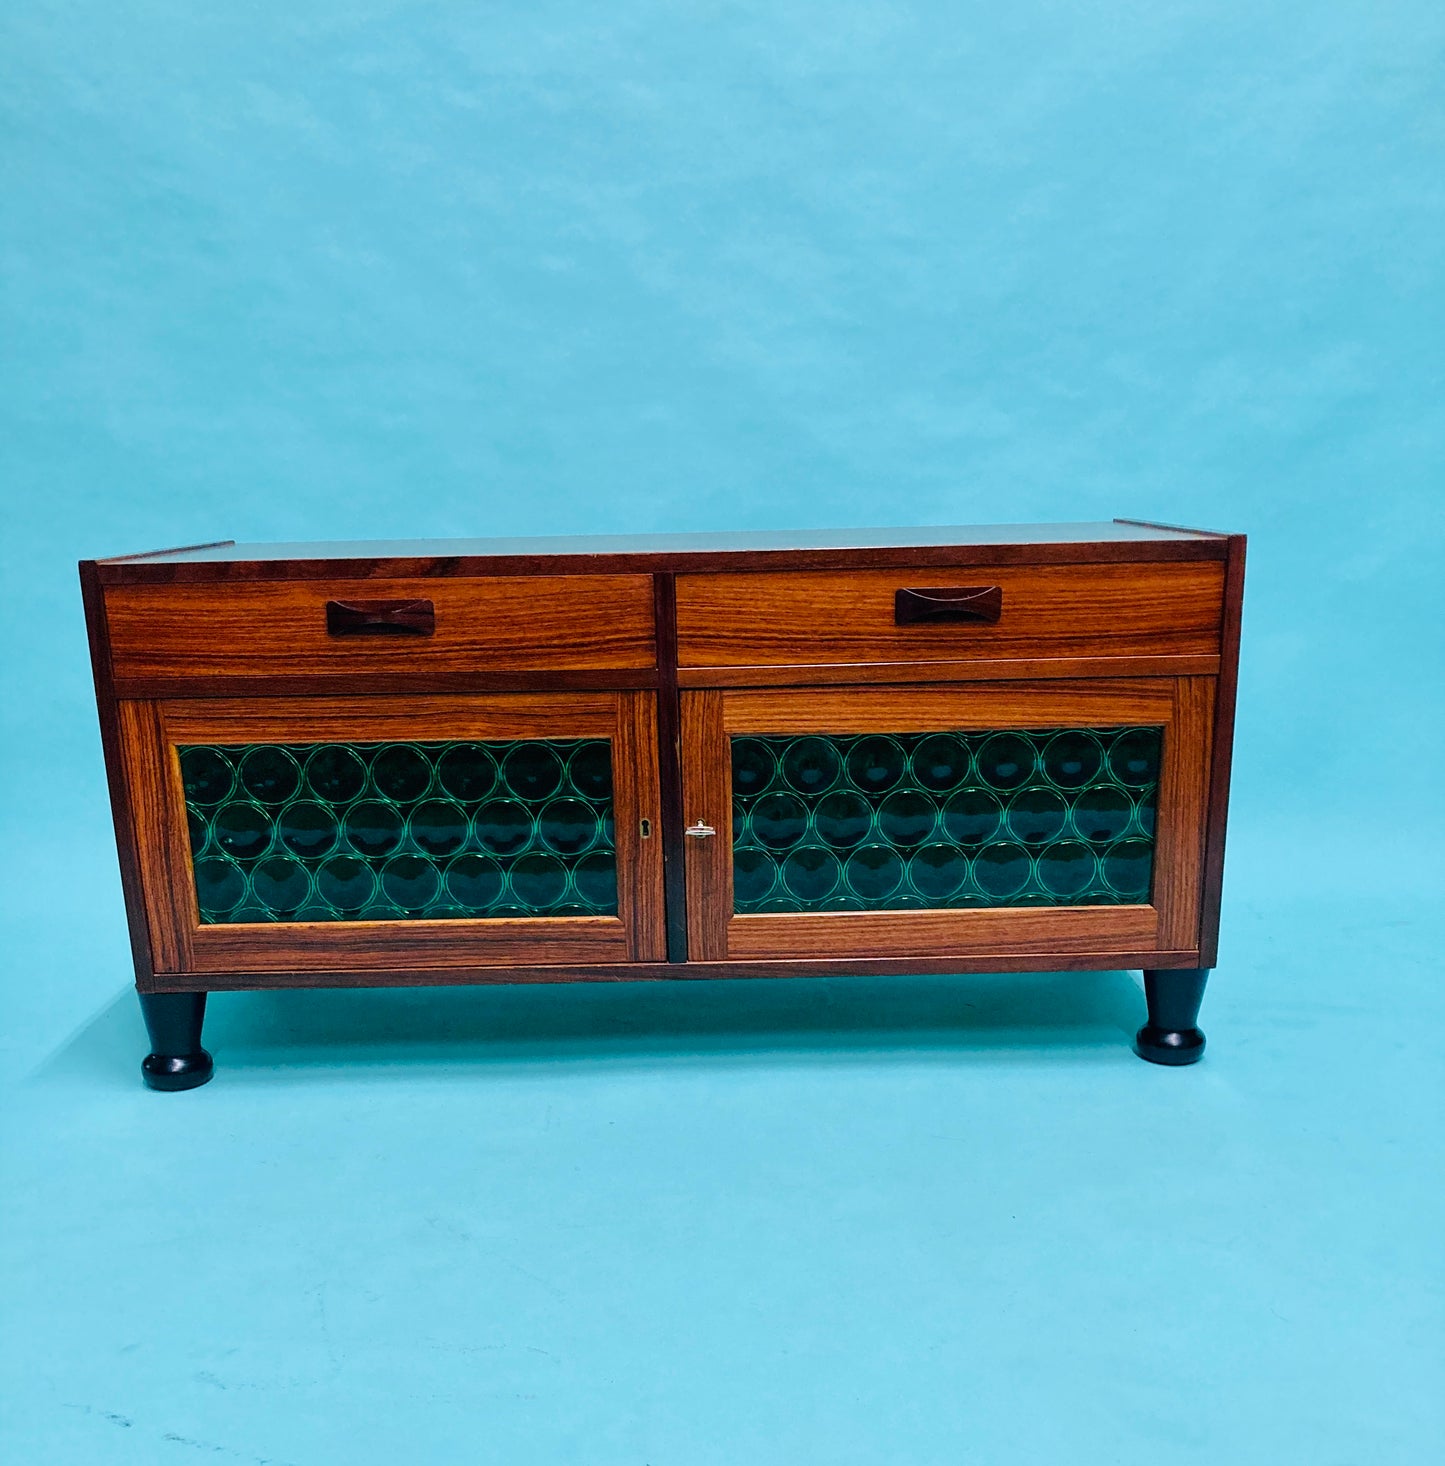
[681, 680, 1212, 966]
[120, 692, 665, 978]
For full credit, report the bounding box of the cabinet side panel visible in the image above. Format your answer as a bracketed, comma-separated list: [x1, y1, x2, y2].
[1198, 535, 1246, 966]
[80, 563, 157, 984]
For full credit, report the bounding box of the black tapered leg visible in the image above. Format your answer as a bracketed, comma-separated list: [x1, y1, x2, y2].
[139, 991, 213, 1091]
[1134, 968, 1209, 1066]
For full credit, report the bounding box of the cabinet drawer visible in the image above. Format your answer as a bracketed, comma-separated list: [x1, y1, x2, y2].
[106, 575, 657, 684]
[676, 561, 1225, 670]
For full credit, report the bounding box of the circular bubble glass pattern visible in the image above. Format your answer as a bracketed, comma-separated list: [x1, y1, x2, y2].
[277, 800, 340, 860]
[180, 747, 235, 807]
[180, 739, 617, 923]
[305, 746, 368, 804]
[408, 800, 469, 859]
[238, 746, 301, 804]
[730, 728, 1160, 913]
[781, 737, 842, 796]
[846, 736, 907, 794]
[911, 733, 971, 792]
[781, 846, 842, 903]
[731, 738, 777, 798]
[436, 744, 497, 803]
[212, 801, 274, 860]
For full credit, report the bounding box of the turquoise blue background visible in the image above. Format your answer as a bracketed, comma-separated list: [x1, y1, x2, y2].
[2, 3, 1441, 1462]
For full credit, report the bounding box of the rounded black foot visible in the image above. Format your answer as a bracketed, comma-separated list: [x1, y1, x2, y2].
[1133, 1025, 1205, 1065]
[142, 1049, 214, 1091]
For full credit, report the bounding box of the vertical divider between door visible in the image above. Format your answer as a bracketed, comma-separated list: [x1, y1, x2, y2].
[652, 574, 689, 961]
[681, 689, 729, 961]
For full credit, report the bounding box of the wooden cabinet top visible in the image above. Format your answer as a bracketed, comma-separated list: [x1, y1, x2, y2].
[91, 520, 1238, 584]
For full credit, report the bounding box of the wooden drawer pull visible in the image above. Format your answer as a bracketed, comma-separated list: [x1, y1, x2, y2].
[894, 586, 1003, 625]
[326, 598, 435, 636]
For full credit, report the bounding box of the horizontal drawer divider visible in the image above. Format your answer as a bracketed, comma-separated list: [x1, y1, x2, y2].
[677, 655, 1221, 687]
[112, 668, 662, 699]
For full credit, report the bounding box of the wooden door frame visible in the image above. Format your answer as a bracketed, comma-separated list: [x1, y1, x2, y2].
[681, 678, 1213, 964]
[118, 691, 666, 983]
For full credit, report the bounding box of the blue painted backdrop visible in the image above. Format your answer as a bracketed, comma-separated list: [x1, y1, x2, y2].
[2, 4, 1440, 1463]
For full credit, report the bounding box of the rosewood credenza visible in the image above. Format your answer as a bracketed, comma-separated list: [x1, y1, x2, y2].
[80, 521, 1245, 1088]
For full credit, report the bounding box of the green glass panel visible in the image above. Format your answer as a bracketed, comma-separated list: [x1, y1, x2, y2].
[179, 739, 617, 923]
[730, 727, 1162, 914]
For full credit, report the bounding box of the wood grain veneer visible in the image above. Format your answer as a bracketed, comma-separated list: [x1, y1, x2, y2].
[715, 680, 1178, 733]
[117, 699, 195, 974]
[682, 690, 729, 962]
[105, 574, 657, 684]
[159, 693, 620, 745]
[1153, 676, 1214, 951]
[675, 561, 1225, 669]
[616, 690, 668, 962]
[80, 562, 158, 985]
[722, 905, 1159, 962]
[677, 654, 1220, 688]
[187, 918, 631, 975]
[652, 573, 690, 962]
